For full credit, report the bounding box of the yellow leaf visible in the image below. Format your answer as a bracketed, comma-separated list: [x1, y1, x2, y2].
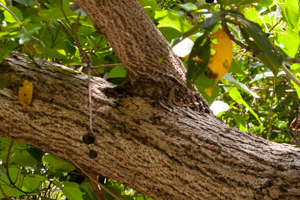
[18, 80, 33, 109]
[206, 28, 233, 96]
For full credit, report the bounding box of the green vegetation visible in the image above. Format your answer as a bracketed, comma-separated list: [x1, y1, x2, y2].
[0, 0, 299, 199]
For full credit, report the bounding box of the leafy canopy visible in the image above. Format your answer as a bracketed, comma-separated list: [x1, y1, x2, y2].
[0, 0, 300, 199]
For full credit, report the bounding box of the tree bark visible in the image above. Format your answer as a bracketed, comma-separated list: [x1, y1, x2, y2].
[1, 0, 300, 199]
[1, 55, 300, 200]
[74, 0, 211, 114]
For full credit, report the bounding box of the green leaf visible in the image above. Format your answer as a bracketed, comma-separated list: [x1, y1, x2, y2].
[14, 0, 35, 6]
[80, 182, 98, 200]
[240, 25, 282, 75]
[228, 60, 245, 75]
[40, 197, 57, 200]
[278, 0, 299, 29]
[200, 12, 223, 31]
[23, 27, 41, 43]
[4, 6, 23, 23]
[102, 185, 122, 200]
[218, 0, 259, 6]
[35, 46, 68, 60]
[187, 34, 210, 89]
[276, 28, 300, 58]
[233, 113, 246, 132]
[44, 154, 75, 172]
[62, 181, 85, 200]
[177, 3, 198, 11]
[107, 66, 126, 79]
[0, 48, 10, 61]
[160, 27, 181, 42]
[156, 10, 194, 33]
[244, 8, 271, 28]
[290, 63, 300, 98]
[138, 0, 157, 9]
[38, 7, 77, 21]
[11, 150, 38, 167]
[226, 87, 261, 123]
[250, 71, 286, 83]
[223, 73, 259, 98]
[21, 174, 44, 192]
[0, 187, 24, 198]
[196, 81, 220, 105]
[0, 168, 40, 197]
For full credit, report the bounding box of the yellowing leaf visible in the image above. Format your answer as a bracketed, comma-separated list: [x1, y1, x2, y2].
[206, 28, 233, 96]
[18, 80, 33, 109]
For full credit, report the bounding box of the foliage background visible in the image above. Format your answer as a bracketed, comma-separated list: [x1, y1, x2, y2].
[0, 0, 299, 199]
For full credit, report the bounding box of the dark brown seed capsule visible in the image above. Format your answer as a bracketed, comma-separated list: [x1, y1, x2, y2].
[83, 134, 95, 144]
[89, 150, 98, 159]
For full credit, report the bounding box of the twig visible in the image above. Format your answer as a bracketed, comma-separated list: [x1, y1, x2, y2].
[33, 0, 41, 11]
[65, 153, 123, 200]
[0, 3, 45, 47]
[267, 77, 276, 140]
[281, 64, 300, 87]
[222, 18, 264, 56]
[222, 19, 300, 88]
[218, 84, 296, 93]
[0, 184, 9, 200]
[94, 63, 122, 68]
[5, 141, 35, 194]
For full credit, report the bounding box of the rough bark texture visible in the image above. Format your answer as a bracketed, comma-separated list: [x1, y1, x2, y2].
[75, 0, 211, 114]
[1, 55, 300, 200]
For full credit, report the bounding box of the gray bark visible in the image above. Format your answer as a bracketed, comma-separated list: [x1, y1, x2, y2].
[0, 0, 300, 199]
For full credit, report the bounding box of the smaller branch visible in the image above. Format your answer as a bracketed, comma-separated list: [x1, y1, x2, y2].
[33, 0, 41, 11]
[0, 184, 9, 200]
[0, 2, 45, 47]
[219, 84, 296, 93]
[282, 57, 300, 63]
[94, 63, 122, 68]
[267, 77, 276, 140]
[65, 153, 122, 200]
[281, 64, 300, 87]
[221, 19, 264, 56]
[222, 19, 300, 88]
[99, 46, 112, 51]
[5, 141, 35, 194]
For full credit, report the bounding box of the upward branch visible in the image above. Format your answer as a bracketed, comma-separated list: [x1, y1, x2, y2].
[74, 0, 211, 114]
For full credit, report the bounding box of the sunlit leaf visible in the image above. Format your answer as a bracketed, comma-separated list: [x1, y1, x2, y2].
[4, 6, 23, 23]
[156, 10, 194, 33]
[276, 28, 300, 58]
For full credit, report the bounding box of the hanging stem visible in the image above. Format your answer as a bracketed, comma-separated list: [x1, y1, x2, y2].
[267, 77, 276, 140]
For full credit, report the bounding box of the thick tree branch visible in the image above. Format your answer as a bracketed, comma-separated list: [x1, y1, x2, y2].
[1, 55, 300, 199]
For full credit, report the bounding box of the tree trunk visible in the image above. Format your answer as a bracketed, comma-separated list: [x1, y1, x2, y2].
[1, 0, 300, 199]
